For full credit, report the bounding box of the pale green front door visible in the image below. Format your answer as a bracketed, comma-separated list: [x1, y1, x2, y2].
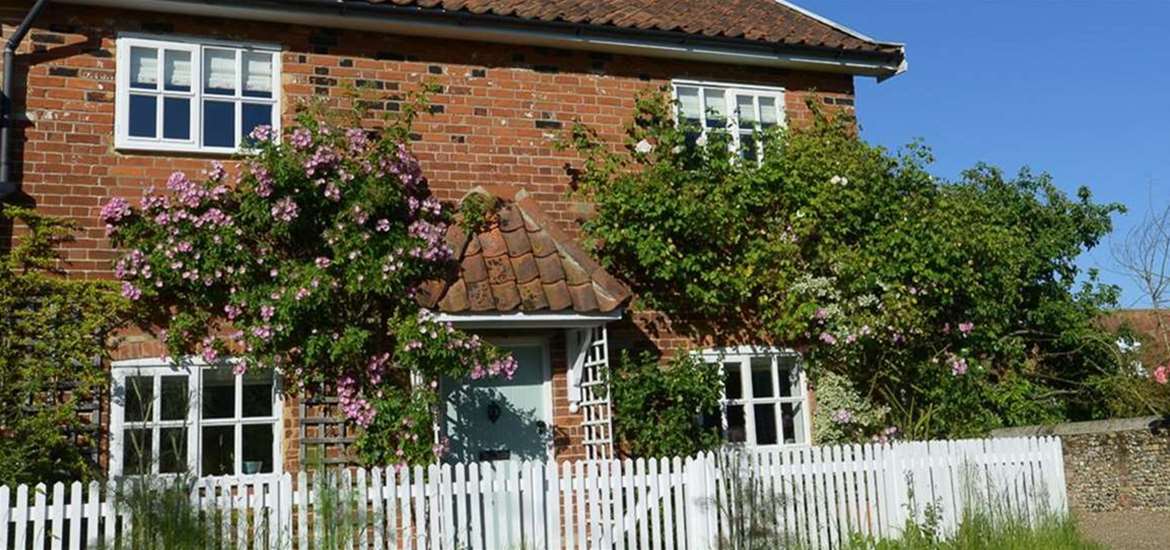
[443, 343, 551, 463]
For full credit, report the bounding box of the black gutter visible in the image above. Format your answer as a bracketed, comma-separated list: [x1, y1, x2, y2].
[0, 0, 49, 201]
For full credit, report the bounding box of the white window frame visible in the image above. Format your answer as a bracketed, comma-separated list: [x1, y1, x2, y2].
[698, 346, 811, 448]
[115, 33, 282, 154]
[671, 79, 786, 161]
[109, 358, 283, 479]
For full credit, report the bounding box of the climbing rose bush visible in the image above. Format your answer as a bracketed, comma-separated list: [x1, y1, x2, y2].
[103, 114, 515, 466]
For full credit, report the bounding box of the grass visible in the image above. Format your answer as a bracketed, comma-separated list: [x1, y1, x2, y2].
[848, 510, 1103, 550]
[115, 476, 235, 550]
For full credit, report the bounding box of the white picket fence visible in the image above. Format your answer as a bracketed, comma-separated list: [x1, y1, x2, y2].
[1, 436, 1066, 549]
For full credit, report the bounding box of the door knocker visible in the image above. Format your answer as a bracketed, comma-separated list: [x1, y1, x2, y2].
[486, 401, 502, 423]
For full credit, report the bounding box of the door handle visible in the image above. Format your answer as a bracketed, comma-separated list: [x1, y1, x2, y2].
[536, 420, 548, 434]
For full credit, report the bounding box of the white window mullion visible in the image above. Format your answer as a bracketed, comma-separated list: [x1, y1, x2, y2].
[739, 358, 756, 446]
[190, 367, 202, 475]
[234, 48, 243, 149]
[193, 46, 204, 149]
[772, 354, 785, 444]
[234, 369, 243, 476]
[725, 89, 742, 152]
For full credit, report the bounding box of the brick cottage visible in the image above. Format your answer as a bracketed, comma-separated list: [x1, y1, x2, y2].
[0, 0, 905, 477]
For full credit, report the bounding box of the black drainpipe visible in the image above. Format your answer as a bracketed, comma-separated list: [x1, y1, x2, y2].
[0, 0, 50, 201]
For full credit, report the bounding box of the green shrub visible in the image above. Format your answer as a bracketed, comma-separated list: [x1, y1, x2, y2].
[0, 207, 128, 485]
[610, 351, 723, 457]
[565, 87, 1126, 436]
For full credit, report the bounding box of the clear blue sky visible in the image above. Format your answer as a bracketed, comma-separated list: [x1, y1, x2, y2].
[807, 1, 1170, 308]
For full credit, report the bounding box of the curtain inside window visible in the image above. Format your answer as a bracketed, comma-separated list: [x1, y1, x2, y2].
[243, 52, 273, 94]
[204, 49, 236, 92]
[130, 47, 158, 87]
[164, 50, 191, 90]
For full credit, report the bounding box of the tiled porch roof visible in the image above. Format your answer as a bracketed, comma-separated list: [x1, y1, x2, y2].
[416, 187, 631, 313]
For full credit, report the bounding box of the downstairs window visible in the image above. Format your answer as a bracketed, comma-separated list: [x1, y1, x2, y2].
[700, 348, 810, 447]
[110, 360, 281, 477]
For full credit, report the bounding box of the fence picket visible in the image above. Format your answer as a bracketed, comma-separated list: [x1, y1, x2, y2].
[14, 484, 29, 550]
[576, 460, 589, 550]
[453, 463, 467, 550]
[439, 463, 455, 550]
[561, 461, 574, 550]
[395, 468, 406, 550]
[0, 486, 9, 550]
[414, 465, 428, 550]
[32, 482, 47, 550]
[480, 463, 495, 550]
[660, 457, 675, 550]
[295, 472, 308, 550]
[611, 459, 626, 550]
[546, 459, 561, 550]
[469, 462, 484, 550]
[505, 462, 522, 548]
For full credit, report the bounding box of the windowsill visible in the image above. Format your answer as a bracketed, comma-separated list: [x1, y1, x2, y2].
[725, 442, 813, 450]
[115, 143, 243, 158]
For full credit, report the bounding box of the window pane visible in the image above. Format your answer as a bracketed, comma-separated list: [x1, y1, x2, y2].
[242, 369, 274, 418]
[202, 100, 235, 148]
[736, 94, 757, 125]
[240, 103, 272, 142]
[676, 86, 701, 122]
[725, 405, 746, 443]
[162, 97, 191, 140]
[760, 97, 779, 127]
[159, 427, 187, 473]
[750, 357, 774, 398]
[781, 402, 805, 444]
[204, 48, 237, 95]
[129, 46, 158, 89]
[124, 376, 153, 422]
[163, 50, 191, 92]
[777, 356, 797, 397]
[201, 367, 235, 419]
[128, 95, 157, 138]
[754, 404, 778, 445]
[160, 375, 188, 421]
[201, 425, 234, 476]
[122, 428, 151, 475]
[241, 424, 274, 474]
[242, 52, 273, 98]
[722, 362, 742, 400]
[703, 87, 726, 128]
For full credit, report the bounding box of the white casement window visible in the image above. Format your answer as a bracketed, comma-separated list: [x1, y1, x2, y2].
[110, 359, 282, 478]
[115, 35, 281, 153]
[672, 80, 785, 161]
[700, 347, 810, 447]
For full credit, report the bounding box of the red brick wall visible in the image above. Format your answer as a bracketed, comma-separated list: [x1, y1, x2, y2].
[0, 1, 855, 468]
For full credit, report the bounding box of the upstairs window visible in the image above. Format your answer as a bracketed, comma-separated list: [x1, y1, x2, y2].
[699, 348, 810, 447]
[116, 35, 280, 153]
[672, 81, 785, 161]
[110, 360, 282, 477]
